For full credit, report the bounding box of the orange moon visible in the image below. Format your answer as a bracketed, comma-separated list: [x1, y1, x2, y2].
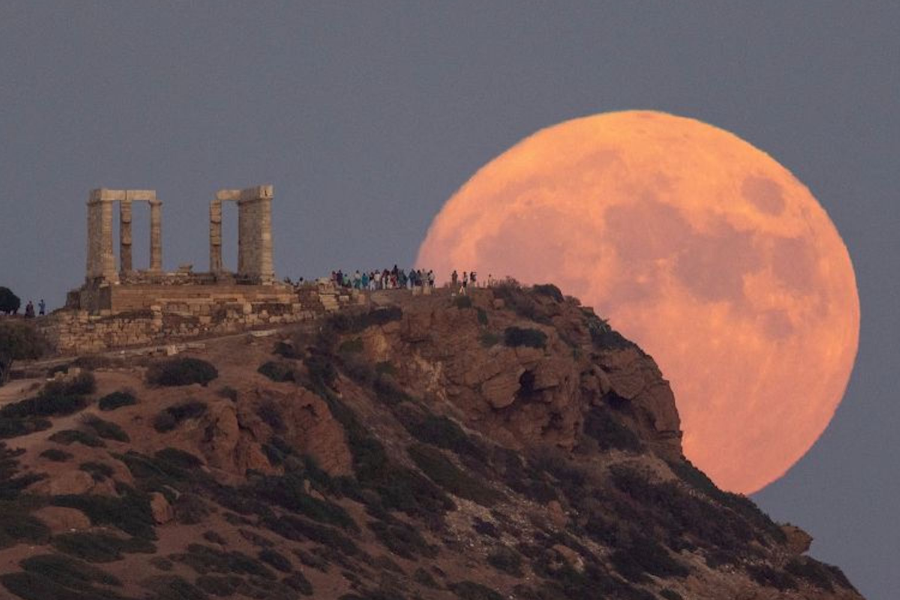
[416, 111, 859, 494]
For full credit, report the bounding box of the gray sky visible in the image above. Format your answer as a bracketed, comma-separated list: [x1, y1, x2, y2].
[1, 3, 897, 597]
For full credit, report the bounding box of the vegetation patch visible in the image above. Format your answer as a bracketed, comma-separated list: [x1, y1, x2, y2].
[746, 564, 797, 591]
[52, 531, 156, 563]
[52, 486, 156, 540]
[282, 571, 314, 595]
[532, 284, 564, 303]
[79, 461, 115, 482]
[399, 412, 486, 462]
[258, 548, 293, 573]
[146, 357, 218, 387]
[98, 390, 137, 412]
[370, 519, 438, 560]
[172, 543, 276, 580]
[258, 361, 296, 383]
[450, 581, 504, 600]
[503, 327, 547, 349]
[216, 386, 239, 402]
[328, 306, 403, 334]
[479, 331, 501, 348]
[487, 545, 523, 576]
[263, 515, 360, 557]
[453, 295, 473, 309]
[140, 575, 206, 600]
[49, 429, 106, 448]
[583, 407, 643, 452]
[407, 444, 502, 506]
[40, 448, 73, 462]
[81, 415, 130, 442]
[338, 337, 364, 354]
[153, 400, 208, 433]
[0, 394, 87, 420]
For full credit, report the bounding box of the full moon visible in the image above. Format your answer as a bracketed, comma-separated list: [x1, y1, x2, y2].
[416, 111, 859, 494]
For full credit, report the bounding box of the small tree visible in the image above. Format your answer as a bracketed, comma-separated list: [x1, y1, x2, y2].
[0, 321, 48, 385]
[0, 287, 21, 315]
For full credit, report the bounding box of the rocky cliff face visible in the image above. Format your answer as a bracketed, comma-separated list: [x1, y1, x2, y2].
[0, 285, 862, 600]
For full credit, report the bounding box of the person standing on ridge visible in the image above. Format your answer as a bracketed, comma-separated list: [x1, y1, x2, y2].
[38, 299, 46, 316]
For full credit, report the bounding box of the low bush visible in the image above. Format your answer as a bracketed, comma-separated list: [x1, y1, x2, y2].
[258, 361, 296, 383]
[0, 417, 51, 440]
[369, 519, 438, 560]
[1, 572, 130, 600]
[0, 394, 87, 419]
[264, 515, 360, 557]
[450, 581, 504, 600]
[609, 532, 689, 582]
[0, 506, 51, 549]
[52, 486, 156, 540]
[660, 589, 684, 600]
[98, 390, 137, 412]
[40, 448, 72, 462]
[338, 337, 364, 354]
[42, 372, 97, 397]
[172, 543, 276, 580]
[21, 553, 122, 587]
[140, 575, 206, 600]
[487, 545, 523, 576]
[532, 284, 564, 302]
[477, 308, 489, 326]
[503, 327, 547, 349]
[79, 462, 114, 482]
[408, 444, 502, 507]
[49, 429, 106, 448]
[146, 357, 218, 387]
[256, 402, 285, 432]
[479, 331, 500, 348]
[399, 412, 485, 462]
[153, 400, 207, 433]
[328, 306, 403, 334]
[258, 548, 293, 573]
[583, 407, 643, 452]
[52, 531, 155, 562]
[746, 564, 797, 591]
[81, 415, 130, 442]
[282, 571, 314, 595]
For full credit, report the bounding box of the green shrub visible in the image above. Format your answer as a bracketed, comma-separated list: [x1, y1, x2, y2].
[0, 321, 47, 384]
[196, 574, 242, 596]
[1, 571, 130, 600]
[369, 519, 437, 560]
[140, 575, 206, 600]
[328, 306, 403, 334]
[532, 284, 564, 302]
[503, 327, 547, 349]
[0, 287, 21, 315]
[0, 506, 51, 548]
[282, 571, 314, 595]
[746, 564, 797, 591]
[21, 553, 121, 587]
[153, 400, 207, 433]
[81, 415, 130, 442]
[256, 402, 285, 432]
[784, 557, 834, 591]
[79, 462, 114, 482]
[479, 332, 500, 348]
[0, 394, 87, 419]
[172, 543, 276, 579]
[252, 473, 357, 531]
[52, 531, 155, 562]
[609, 532, 689, 582]
[42, 372, 97, 396]
[40, 448, 73, 462]
[98, 390, 137, 411]
[477, 308, 489, 326]
[583, 407, 643, 452]
[304, 352, 337, 390]
[202, 530, 227, 545]
[49, 429, 106, 448]
[399, 412, 485, 462]
[258, 361, 296, 382]
[408, 444, 502, 507]
[450, 581, 504, 600]
[264, 515, 360, 557]
[146, 357, 218, 387]
[338, 337, 364, 354]
[258, 548, 292, 573]
[487, 545, 523, 576]
[0, 417, 51, 440]
[660, 590, 683, 600]
[52, 486, 156, 539]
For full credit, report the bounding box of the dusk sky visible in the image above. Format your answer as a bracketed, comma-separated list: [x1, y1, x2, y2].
[1, 4, 897, 597]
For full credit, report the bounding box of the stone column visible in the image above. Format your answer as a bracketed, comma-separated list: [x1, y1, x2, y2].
[85, 194, 98, 281]
[119, 200, 133, 274]
[99, 198, 117, 282]
[149, 199, 162, 272]
[209, 199, 223, 273]
[258, 194, 274, 284]
[235, 185, 274, 285]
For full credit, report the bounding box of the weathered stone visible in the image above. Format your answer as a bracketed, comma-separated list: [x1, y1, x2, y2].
[150, 492, 174, 524]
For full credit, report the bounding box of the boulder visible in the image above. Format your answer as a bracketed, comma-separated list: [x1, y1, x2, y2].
[32, 506, 91, 532]
[150, 492, 174, 524]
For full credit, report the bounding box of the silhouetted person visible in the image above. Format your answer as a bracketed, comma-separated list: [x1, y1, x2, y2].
[38, 299, 46, 316]
[24, 301, 34, 319]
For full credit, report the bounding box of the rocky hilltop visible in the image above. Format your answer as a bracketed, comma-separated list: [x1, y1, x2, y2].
[0, 285, 861, 600]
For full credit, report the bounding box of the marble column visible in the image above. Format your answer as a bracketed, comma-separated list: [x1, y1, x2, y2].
[149, 199, 162, 272]
[209, 200, 223, 273]
[99, 199, 117, 282]
[119, 200, 133, 273]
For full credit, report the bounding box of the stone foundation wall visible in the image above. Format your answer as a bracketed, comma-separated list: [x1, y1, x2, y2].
[42, 284, 361, 355]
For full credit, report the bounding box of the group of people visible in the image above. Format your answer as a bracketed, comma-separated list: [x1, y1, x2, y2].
[21, 299, 45, 318]
[330, 266, 435, 291]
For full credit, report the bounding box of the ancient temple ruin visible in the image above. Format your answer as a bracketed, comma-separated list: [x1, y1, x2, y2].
[69, 185, 286, 313]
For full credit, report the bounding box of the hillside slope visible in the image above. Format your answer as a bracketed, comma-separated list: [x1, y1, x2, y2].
[0, 285, 862, 600]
